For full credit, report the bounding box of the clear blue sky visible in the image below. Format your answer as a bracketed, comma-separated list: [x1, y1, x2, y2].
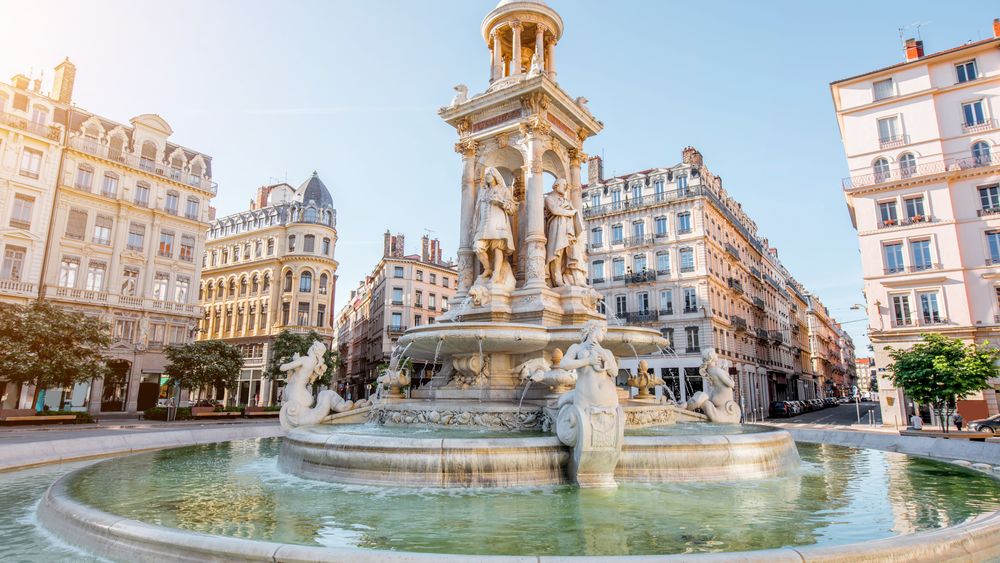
[6, 0, 999, 352]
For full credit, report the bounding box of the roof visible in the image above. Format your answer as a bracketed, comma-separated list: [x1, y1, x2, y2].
[294, 171, 334, 207]
[831, 36, 1000, 85]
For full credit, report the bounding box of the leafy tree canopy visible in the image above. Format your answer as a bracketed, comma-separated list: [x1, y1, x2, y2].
[265, 330, 339, 387]
[164, 340, 243, 391]
[0, 301, 111, 409]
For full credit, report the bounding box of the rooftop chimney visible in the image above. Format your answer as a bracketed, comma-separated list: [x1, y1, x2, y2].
[904, 38, 924, 62]
[11, 74, 28, 90]
[682, 146, 704, 166]
[587, 155, 603, 185]
[383, 230, 392, 257]
[421, 234, 430, 262]
[994, 18, 1000, 39]
[52, 58, 76, 104]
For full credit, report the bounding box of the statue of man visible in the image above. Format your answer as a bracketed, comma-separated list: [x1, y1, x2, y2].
[544, 179, 585, 287]
[473, 167, 516, 283]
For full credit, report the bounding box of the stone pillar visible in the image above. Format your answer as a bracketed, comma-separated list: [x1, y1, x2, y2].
[522, 124, 549, 290]
[491, 30, 502, 82]
[455, 140, 478, 300]
[568, 149, 584, 210]
[546, 39, 556, 80]
[510, 22, 523, 75]
[535, 25, 546, 70]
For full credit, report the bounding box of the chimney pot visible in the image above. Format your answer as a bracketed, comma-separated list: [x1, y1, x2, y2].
[994, 18, 1000, 39]
[587, 155, 604, 185]
[52, 58, 76, 104]
[904, 38, 924, 62]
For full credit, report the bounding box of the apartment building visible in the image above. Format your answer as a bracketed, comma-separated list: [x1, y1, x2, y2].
[584, 147, 854, 418]
[335, 232, 456, 399]
[0, 59, 216, 414]
[832, 19, 1000, 424]
[198, 174, 338, 406]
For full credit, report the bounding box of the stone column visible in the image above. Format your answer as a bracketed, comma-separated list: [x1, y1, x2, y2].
[455, 140, 478, 299]
[510, 22, 523, 75]
[522, 123, 550, 290]
[568, 148, 584, 210]
[491, 30, 502, 82]
[535, 25, 546, 70]
[546, 39, 557, 80]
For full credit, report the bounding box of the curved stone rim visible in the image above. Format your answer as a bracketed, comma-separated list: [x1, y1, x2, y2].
[37, 452, 1000, 562]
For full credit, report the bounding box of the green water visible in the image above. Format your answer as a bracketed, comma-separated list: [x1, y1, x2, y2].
[55, 438, 1000, 557]
[300, 423, 549, 439]
[626, 422, 771, 436]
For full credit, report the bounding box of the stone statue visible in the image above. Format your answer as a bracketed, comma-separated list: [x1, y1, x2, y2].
[450, 84, 468, 107]
[517, 349, 576, 394]
[376, 344, 412, 398]
[544, 179, 586, 287]
[473, 167, 517, 285]
[685, 348, 741, 423]
[279, 341, 368, 431]
[554, 321, 624, 488]
[626, 360, 664, 399]
[528, 51, 542, 77]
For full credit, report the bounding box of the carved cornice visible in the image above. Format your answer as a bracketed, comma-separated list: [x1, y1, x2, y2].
[519, 115, 552, 138]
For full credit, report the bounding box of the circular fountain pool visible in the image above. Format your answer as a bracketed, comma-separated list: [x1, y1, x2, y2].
[34, 437, 1000, 560]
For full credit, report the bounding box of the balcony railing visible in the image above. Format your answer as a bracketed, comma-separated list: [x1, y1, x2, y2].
[589, 241, 604, 250]
[878, 134, 909, 149]
[755, 328, 768, 340]
[877, 215, 934, 229]
[883, 263, 942, 275]
[725, 243, 740, 259]
[626, 271, 656, 284]
[978, 206, 1000, 217]
[684, 346, 701, 354]
[590, 277, 606, 285]
[388, 325, 408, 334]
[753, 297, 765, 309]
[625, 311, 658, 323]
[727, 277, 744, 294]
[962, 118, 999, 135]
[750, 267, 762, 279]
[659, 307, 674, 316]
[68, 137, 217, 194]
[583, 185, 701, 219]
[769, 330, 784, 343]
[682, 306, 699, 314]
[0, 279, 36, 296]
[0, 111, 61, 140]
[732, 316, 748, 331]
[612, 274, 625, 282]
[623, 235, 655, 248]
[843, 150, 1000, 189]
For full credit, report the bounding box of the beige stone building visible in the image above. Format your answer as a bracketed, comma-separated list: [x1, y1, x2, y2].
[584, 148, 854, 418]
[197, 174, 338, 406]
[335, 232, 456, 399]
[0, 59, 216, 414]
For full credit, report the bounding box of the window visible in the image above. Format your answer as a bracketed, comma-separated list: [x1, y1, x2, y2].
[392, 287, 403, 304]
[393, 266, 404, 278]
[633, 254, 647, 272]
[590, 192, 600, 208]
[656, 251, 670, 274]
[414, 315, 422, 327]
[65, 208, 87, 240]
[899, 153, 917, 178]
[9, 194, 34, 229]
[679, 248, 694, 272]
[185, 197, 199, 220]
[319, 273, 329, 295]
[685, 327, 700, 352]
[632, 220, 644, 239]
[281, 303, 290, 325]
[615, 294, 627, 316]
[19, 148, 42, 178]
[659, 289, 673, 314]
[283, 270, 293, 292]
[980, 185, 1000, 211]
[883, 242, 904, 273]
[878, 201, 898, 225]
[1, 246, 26, 281]
[872, 78, 893, 101]
[636, 292, 650, 314]
[121, 268, 139, 296]
[391, 312, 403, 329]
[591, 260, 605, 281]
[75, 165, 94, 191]
[415, 290, 423, 307]
[876, 116, 900, 143]
[179, 235, 195, 262]
[611, 189, 622, 208]
[612, 258, 625, 280]
[430, 273, 437, 284]
[165, 191, 179, 215]
[267, 239, 275, 255]
[611, 224, 623, 243]
[100, 174, 118, 198]
[429, 294, 437, 310]
[303, 235, 315, 252]
[30, 106, 47, 125]
[305, 207, 317, 222]
[918, 291, 941, 324]
[892, 294, 912, 326]
[904, 196, 925, 220]
[134, 183, 150, 207]
[114, 320, 135, 343]
[677, 212, 692, 234]
[873, 157, 890, 180]
[962, 100, 986, 127]
[661, 328, 674, 348]
[158, 231, 175, 257]
[322, 237, 331, 255]
[654, 216, 667, 236]
[911, 239, 932, 271]
[92, 215, 112, 246]
[653, 179, 665, 199]
[287, 235, 296, 252]
[973, 141, 991, 164]
[58, 256, 80, 288]
[297, 303, 310, 326]
[987, 231, 1000, 264]
[295, 271, 312, 293]
[630, 183, 641, 201]
[683, 287, 698, 312]
[590, 227, 603, 246]
[262, 274, 271, 293]
[317, 305, 326, 327]
[416, 270, 423, 282]
[175, 276, 190, 303]
[443, 277, 449, 288]
[956, 60, 978, 83]
[85, 260, 108, 290]
[153, 273, 169, 301]
[677, 174, 688, 191]
[123, 223, 144, 252]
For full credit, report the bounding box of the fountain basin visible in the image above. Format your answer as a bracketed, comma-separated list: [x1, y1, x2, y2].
[279, 423, 799, 487]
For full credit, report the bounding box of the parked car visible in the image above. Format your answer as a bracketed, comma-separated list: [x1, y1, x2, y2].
[824, 397, 838, 408]
[790, 401, 804, 415]
[969, 414, 1000, 434]
[769, 401, 792, 418]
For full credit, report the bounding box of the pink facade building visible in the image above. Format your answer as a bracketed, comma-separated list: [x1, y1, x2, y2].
[832, 20, 1000, 425]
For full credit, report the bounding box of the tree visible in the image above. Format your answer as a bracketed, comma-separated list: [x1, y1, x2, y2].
[0, 301, 111, 410]
[886, 333, 999, 432]
[265, 330, 339, 388]
[163, 340, 243, 394]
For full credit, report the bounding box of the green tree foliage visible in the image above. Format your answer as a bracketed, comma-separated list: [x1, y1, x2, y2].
[0, 301, 111, 409]
[887, 333, 999, 432]
[164, 340, 243, 391]
[265, 330, 339, 387]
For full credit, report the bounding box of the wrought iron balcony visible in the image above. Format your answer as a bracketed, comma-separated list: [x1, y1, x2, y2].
[623, 235, 655, 248]
[769, 330, 784, 343]
[750, 267, 762, 279]
[753, 297, 765, 309]
[68, 137, 217, 194]
[590, 277, 606, 285]
[0, 111, 61, 140]
[843, 150, 1000, 190]
[682, 306, 699, 314]
[659, 307, 673, 316]
[612, 274, 625, 282]
[883, 263, 941, 275]
[626, 270, 656, 284]
[732, 316, 748, 331]
[878, 134, 909, 149]
[978, 206, 1000, 217]
[684, 346, 701, 354]
[725, 242, 740, 259]
[962, 118, 999, 135]
[755, 328, 768, 340]
[388, 325, 408, 335]
[625, 311, 658, 324]
[727, 277, 744, 294]
[877, 215, 934, 228]
[583, 185, 703, 219]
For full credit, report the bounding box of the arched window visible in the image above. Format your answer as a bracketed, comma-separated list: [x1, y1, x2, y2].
[206, 282, 214, 300]
[322, 237, 331, 255]
[288, 235, 296, 252]
[191, 160, 204, 177]
[228, 279, 236, 297]
[303, 234, 315, 252]
[899, 153, 917, 178]
[108, 135, 125, 162]
[872, 157, 890, 181]
[251, 275, 260, 294]
[973, 141, 991, 165]
[300, 271, 313, 293]
[319, 273, 329, 295]
[284, 270, 293, 292]
[240, 277, 248, 296]
[263, 273, 271, 293]
[305, 207, 317, 222]
[140, 141, 157, 171]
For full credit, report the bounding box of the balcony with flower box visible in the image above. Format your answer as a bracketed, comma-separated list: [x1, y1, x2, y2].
[877, 215, 934, 229]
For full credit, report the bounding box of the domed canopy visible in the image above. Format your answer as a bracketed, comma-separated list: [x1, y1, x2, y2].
[481, 0, 563, 44]
[294, 171, 334, 207]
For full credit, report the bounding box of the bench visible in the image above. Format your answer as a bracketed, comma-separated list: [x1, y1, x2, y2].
[191, 407, 242, 418]
[0, 409, 77, 424]
[243, 407, 279, 418]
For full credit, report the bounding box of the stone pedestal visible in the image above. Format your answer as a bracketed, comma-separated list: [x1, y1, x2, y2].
[556, 403, 625, 488]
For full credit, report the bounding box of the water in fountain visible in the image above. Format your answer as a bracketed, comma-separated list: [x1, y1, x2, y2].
[425, 336, 445, 401]
[477, 334, 486, 403]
